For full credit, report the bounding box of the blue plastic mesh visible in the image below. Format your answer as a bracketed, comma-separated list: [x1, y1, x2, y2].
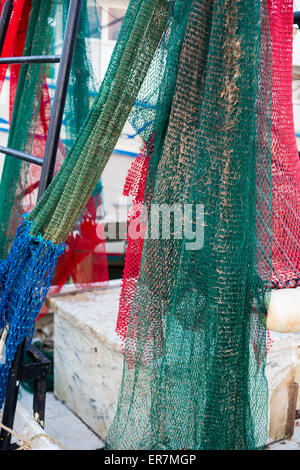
[0, 216, 64, 407]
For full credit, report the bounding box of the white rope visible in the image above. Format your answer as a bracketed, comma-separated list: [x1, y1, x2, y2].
[0, 420, 68, 450]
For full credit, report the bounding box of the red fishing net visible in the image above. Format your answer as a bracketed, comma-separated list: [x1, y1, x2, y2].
[269, 0, 300, 288]
[116, 142, 151, 344]
[0, 0, 28, 95]
[0, 0, 108, 300]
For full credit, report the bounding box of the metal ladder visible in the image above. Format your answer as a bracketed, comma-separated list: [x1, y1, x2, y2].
[0, 0, 83, 450]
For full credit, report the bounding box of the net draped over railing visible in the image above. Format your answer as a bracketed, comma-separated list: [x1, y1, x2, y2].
[0, 0, 299, 450]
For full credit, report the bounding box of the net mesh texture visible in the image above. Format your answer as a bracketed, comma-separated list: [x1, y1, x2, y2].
[269, 0, 300, 288]
[116, 1, 300, 351]
[0, 0, 107, 405]
[0, 0, 299, 450]
[106, 0, 273, 450]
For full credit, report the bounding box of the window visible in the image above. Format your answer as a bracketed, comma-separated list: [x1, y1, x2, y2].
[108, 8, 125, 41]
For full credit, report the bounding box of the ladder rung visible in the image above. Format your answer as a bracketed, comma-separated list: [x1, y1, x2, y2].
[0, 146, 43, 166]
[0, 55, 60, 64]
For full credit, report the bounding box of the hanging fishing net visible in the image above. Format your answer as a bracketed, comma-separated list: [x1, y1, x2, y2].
[0, 0, 30, 97]
[106, 0, 273, 450]
[51, 0, 108, 291]
[0, 0, 108, 291]
[0, 0, 169, 408]
[0, 0, 56, 259]
[117, 0, 300, 344]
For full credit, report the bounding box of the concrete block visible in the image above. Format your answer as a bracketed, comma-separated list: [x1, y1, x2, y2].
[49, 281, 123, 441]
[266, 332, 300, 442]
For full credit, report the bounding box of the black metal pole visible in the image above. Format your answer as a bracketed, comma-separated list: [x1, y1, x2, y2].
[0, 0, 13, 56]
[0, 1, 83, 450]
[37, 0, 83, 200]
[0, 339, 26, 450]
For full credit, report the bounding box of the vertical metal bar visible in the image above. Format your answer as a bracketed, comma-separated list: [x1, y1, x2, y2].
[0, 0, 13, 56]
[32, 367, 48, 428]
[0, 339, 26, 450]
[37, 0, 83, 199]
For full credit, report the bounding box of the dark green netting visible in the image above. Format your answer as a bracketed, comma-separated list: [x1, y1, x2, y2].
[105, 0, 273, 450]
[61, 0, 101, 155]
[0, 0, 273, 448]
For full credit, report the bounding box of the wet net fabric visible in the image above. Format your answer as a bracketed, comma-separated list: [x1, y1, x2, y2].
[107, 0, 273, 450]
[0, 0, 108, 289]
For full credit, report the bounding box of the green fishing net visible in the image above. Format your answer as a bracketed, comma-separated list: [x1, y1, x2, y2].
[105, 0, 273, 450]
[23, 0, 272, 449]
[29, 0, 170, 243]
